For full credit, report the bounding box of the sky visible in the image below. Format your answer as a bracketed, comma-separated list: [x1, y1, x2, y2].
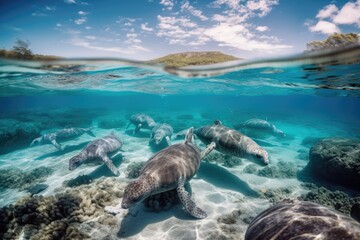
[0, 0, 359, 60]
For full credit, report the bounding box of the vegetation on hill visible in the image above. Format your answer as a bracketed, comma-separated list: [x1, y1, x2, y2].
[149, 51, 239, 68]
[0, 39, 61, 60]
[306, 33, 359, 52]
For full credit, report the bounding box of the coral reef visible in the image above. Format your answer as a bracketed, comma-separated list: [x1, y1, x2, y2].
[204, 151, 242, 168]
[243, 164, 257, 174]
[144, 189, 180, 212]
[303, 138, 360, 191]
[0, 177, 126, 240]
[260, 187, 293, 203]
[0, 119, 41, 155]
[300, 183, 360, 220]
[0, 166, 53, 190]
[125, 161, 146, 179]
[257, 161, 298, 178]
[97, 116, 125, 129]
[216, 210, 244, 239]
[245, 200, 360, 240]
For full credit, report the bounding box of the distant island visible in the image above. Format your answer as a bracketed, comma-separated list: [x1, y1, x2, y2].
[148, 51, 239, 68]
[306, 33, 359, 52]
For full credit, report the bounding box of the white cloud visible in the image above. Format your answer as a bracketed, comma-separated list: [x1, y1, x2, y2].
[333, 0, 360, 26]
[160, 0, 174, 10]
[246, 0, 279, 17]
[64, 0, 77, 4]
[309, 20, 340, 34]
[75, 17, 87, 25]
[85, 26, 91, 30]
[316, 4, 338, 19]
[56, 23, 62, 27]
[181, 1, 208, 21]
[85, 35, 96, 40]
[256, 26, 269, 32]
[45, 6, 56, 11]
[78, 11, 88, 15]
[64, 0, 88, 5]
[141, 23, 154, 32]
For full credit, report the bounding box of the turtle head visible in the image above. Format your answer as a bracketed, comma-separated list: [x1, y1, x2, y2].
[275, 129, 285, 137]
[251, 148, 269, 165]
[69, 153, 85, 170]
[121, 178, 149, 209]
[30, 137, 43, 147]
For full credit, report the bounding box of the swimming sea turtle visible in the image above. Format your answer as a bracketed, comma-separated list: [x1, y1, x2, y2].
[30, 127, 95, 150]
[235, 118, 285, 137]
[195, 120, 269, 165]
[126, 113, 156, 134]
[121, 127, 213, 218]
[68, 132, 122, 176]
[149, 123, 173, 147]
[245, 200, 360, 240]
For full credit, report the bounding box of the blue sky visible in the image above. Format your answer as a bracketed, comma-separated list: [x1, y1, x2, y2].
[1, 0, 359, 60]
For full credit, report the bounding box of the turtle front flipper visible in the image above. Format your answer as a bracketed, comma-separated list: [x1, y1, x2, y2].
[101, 154, 120, 176]
[50, 139, 62, 150]
[177, 177, 207, 219]
[200, 142, 216, 159]
[165, 136, 171, 146]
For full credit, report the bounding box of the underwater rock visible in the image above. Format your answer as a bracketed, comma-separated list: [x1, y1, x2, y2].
[204, 151, 242, 168]
[257, 161, 298, 179]
[304, 138, 360, 191]
[63, 175, 93, 188]
[243, 164, 257, 174]
[0, 166, 53, 190]
[27, 183, 49, 196]
[144, 189, 180, 212]
[125, 161, 146, 179]
[0, 119, 41, 155]
[0, 177, 126, 240]
[245, 200, 360, 240]
[300, 183, 360, 219]
[97, 116, 126, 129]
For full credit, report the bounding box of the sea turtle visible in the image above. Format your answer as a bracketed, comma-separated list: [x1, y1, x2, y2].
[30, 127, 95, 150]
[149, 123, 173, 147]
[235, 118, 285, 137]
[126, 113, 156, 134]
[121, 128, 213, 219]
[195, 120, 269, 165]
[245, 200, 360, 240]
[68, 132, 122, 176]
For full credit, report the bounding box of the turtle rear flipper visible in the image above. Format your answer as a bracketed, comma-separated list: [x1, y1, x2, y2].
[177, 177, 207, 219]
[50, 139, 62, 150]
[200, 142, 216, 159]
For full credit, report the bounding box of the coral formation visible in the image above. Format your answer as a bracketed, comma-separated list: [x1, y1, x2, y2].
[0, 166, 53, 190]
[216, 210, 243, 239]
[300, 183, 360, 219]
[243, 164, 257, 174]
[260, 187, 293, 203]
[125, 161, 146, 179]
[204, 151, 242, 168]
[0, 177, 126, 240]
[63, 175, 93, 188]
[257, 161, 298, 178]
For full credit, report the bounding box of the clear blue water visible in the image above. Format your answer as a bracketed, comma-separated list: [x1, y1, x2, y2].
[0, 46, 359, 239]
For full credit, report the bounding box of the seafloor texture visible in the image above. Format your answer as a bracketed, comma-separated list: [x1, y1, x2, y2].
[0, 103, 359, 239]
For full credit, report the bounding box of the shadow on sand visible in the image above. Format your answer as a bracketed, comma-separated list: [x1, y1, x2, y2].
[196, 162, 260, 198]
[124, 129, 151, 139]
[34, 141, 91, 160]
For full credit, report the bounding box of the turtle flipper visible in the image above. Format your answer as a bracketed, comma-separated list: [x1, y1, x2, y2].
[50, 139, 62, 150]
[177, 177, 207, 219]
[200, 142, 216, 159]
[101, 154, 120, 176]
[165, 136, 171, 146]
[134, 123, 142, 134]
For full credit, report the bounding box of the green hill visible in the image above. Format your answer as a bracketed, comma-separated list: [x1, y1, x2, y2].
[149, 51, 239, 68]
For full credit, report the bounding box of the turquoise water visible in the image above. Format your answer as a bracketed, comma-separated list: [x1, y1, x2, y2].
[0, 46, 360, 239]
